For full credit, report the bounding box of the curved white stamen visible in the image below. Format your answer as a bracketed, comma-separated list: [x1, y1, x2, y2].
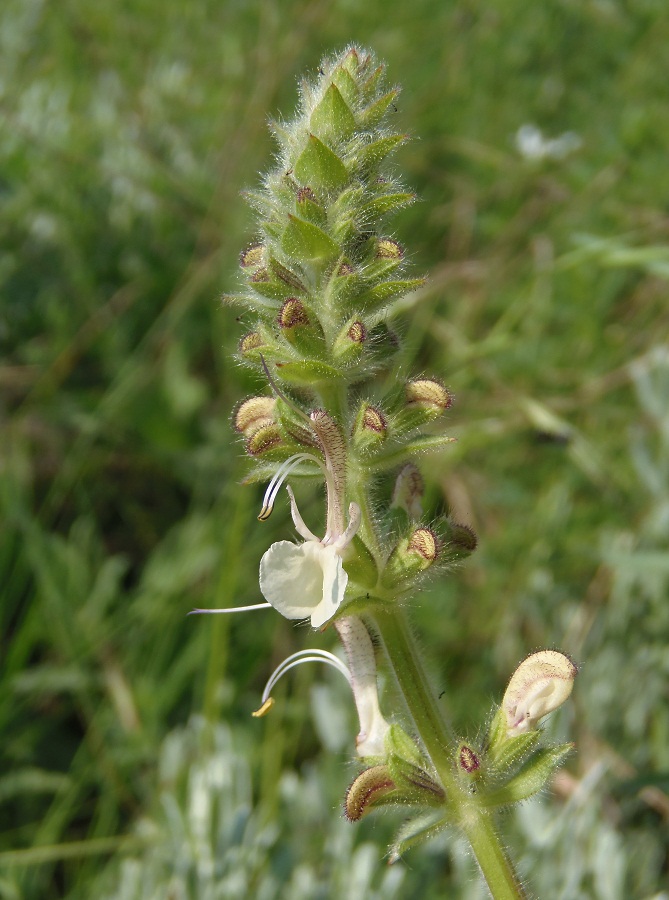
[258, 453, 325, 521]
[260, 649, 352, 704]
[286, 485, 320, 542]
[188, 602, 273, 615]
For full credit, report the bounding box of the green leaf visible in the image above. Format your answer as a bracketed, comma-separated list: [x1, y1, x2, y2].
[282, 215, 339, 262]
[357, 133, 407, 171]
[221, 292, 281, 313]
[241, 189, 278, 220]
[342, 535, 378, 588]
[294, 133, 349, 194]
[388, 811, 449, 865]
[358, 277, 426, 310]
[480, 744, 574, 808]
[274, 359, 343, 386]
[360, 88, 400, 127]
[296, 193, 328, 229]
[268, 257, 308, 294]
[324, 261, 359, 306]
[360, 64, 386, 98]
[485, 709, 541, 774]
[366, 435, 457, 472]
[361, 192, 416, 219]
[401, 434, 458, 455]
[268, 118, 294, 153]
[385, 723, 425, 767]
[310, 83, 357, 142]
[329, 184, 365, 243]
[331, 66, 359, 107]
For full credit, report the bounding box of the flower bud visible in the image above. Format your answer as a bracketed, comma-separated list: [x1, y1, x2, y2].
[277, 297, 325, 356]
[309, 409, 347, 523]
[393, 378, 453, 434]
[233, 396, 277, 437]
[278, 297, 310, 329]
[408, 527, 439, 561]
[345, 765, 396, 821]
[351, 402, 387, 452]
[458, 744, 481, 775]
[502, 650, 577, 737]
[381, 527, 439, 587]
[332, 317, 367, 362]
[441, 521, 477, 563]
[390, 463, 424, 519]
[405, 378, 452, 416]
[239, 243, 265, 270]
[376, 238, 403, 260]
[296, 185, 317, 203]
[363, 237, 405, 281]
[245, 423, 284, 459]
[238, 331, 266, 360]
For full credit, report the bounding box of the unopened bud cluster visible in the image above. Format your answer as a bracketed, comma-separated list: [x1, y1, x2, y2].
[228, 47, 465, 595]
[227, 48, 452, 476]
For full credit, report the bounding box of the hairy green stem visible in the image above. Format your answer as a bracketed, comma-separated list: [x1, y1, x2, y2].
[371, 606, 525, 900]
[348, 468, 383, 560]
[460, 810, 527, 900]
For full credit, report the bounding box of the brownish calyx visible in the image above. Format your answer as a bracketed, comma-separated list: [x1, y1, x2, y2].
[278, 297, 310, 329]
[362, 404, 386, 433]
[408, 527, 439, 562]
[345, 765, 396, 821]
[376, 238, 403, 260]
[347, 320, 367, 343]
[405, 378, 452, 411]
[234, 396, 277, 436]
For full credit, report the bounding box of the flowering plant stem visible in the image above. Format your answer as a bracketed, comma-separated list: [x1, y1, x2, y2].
[213, 45, 577, 897]
[371, 606, 526, 900]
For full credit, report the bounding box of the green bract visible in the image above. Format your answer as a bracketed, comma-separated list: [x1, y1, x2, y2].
[230, 47, 421, 406]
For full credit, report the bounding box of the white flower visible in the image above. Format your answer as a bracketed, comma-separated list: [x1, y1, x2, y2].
[190, 444, 359, 629]
[190, 416, 388, 758]
[259, 482, 360, 628]
[515, 124, 582, 161]
[502, 650, 577, 737]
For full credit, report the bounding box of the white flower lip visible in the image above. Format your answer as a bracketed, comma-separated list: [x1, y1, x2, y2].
[259, 539, 348, 628]
[259, 485, 361, 628]
[502, 650, 577, 736]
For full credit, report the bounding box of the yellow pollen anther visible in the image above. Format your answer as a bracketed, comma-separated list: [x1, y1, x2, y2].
[252, 697, 275, 718]
[257, 504, 273, 522]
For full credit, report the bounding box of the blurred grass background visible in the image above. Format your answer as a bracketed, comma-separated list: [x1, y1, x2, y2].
[1, 0, 669, 897]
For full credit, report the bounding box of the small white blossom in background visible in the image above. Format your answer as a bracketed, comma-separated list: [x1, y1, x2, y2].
[515, 124, 582, 161]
